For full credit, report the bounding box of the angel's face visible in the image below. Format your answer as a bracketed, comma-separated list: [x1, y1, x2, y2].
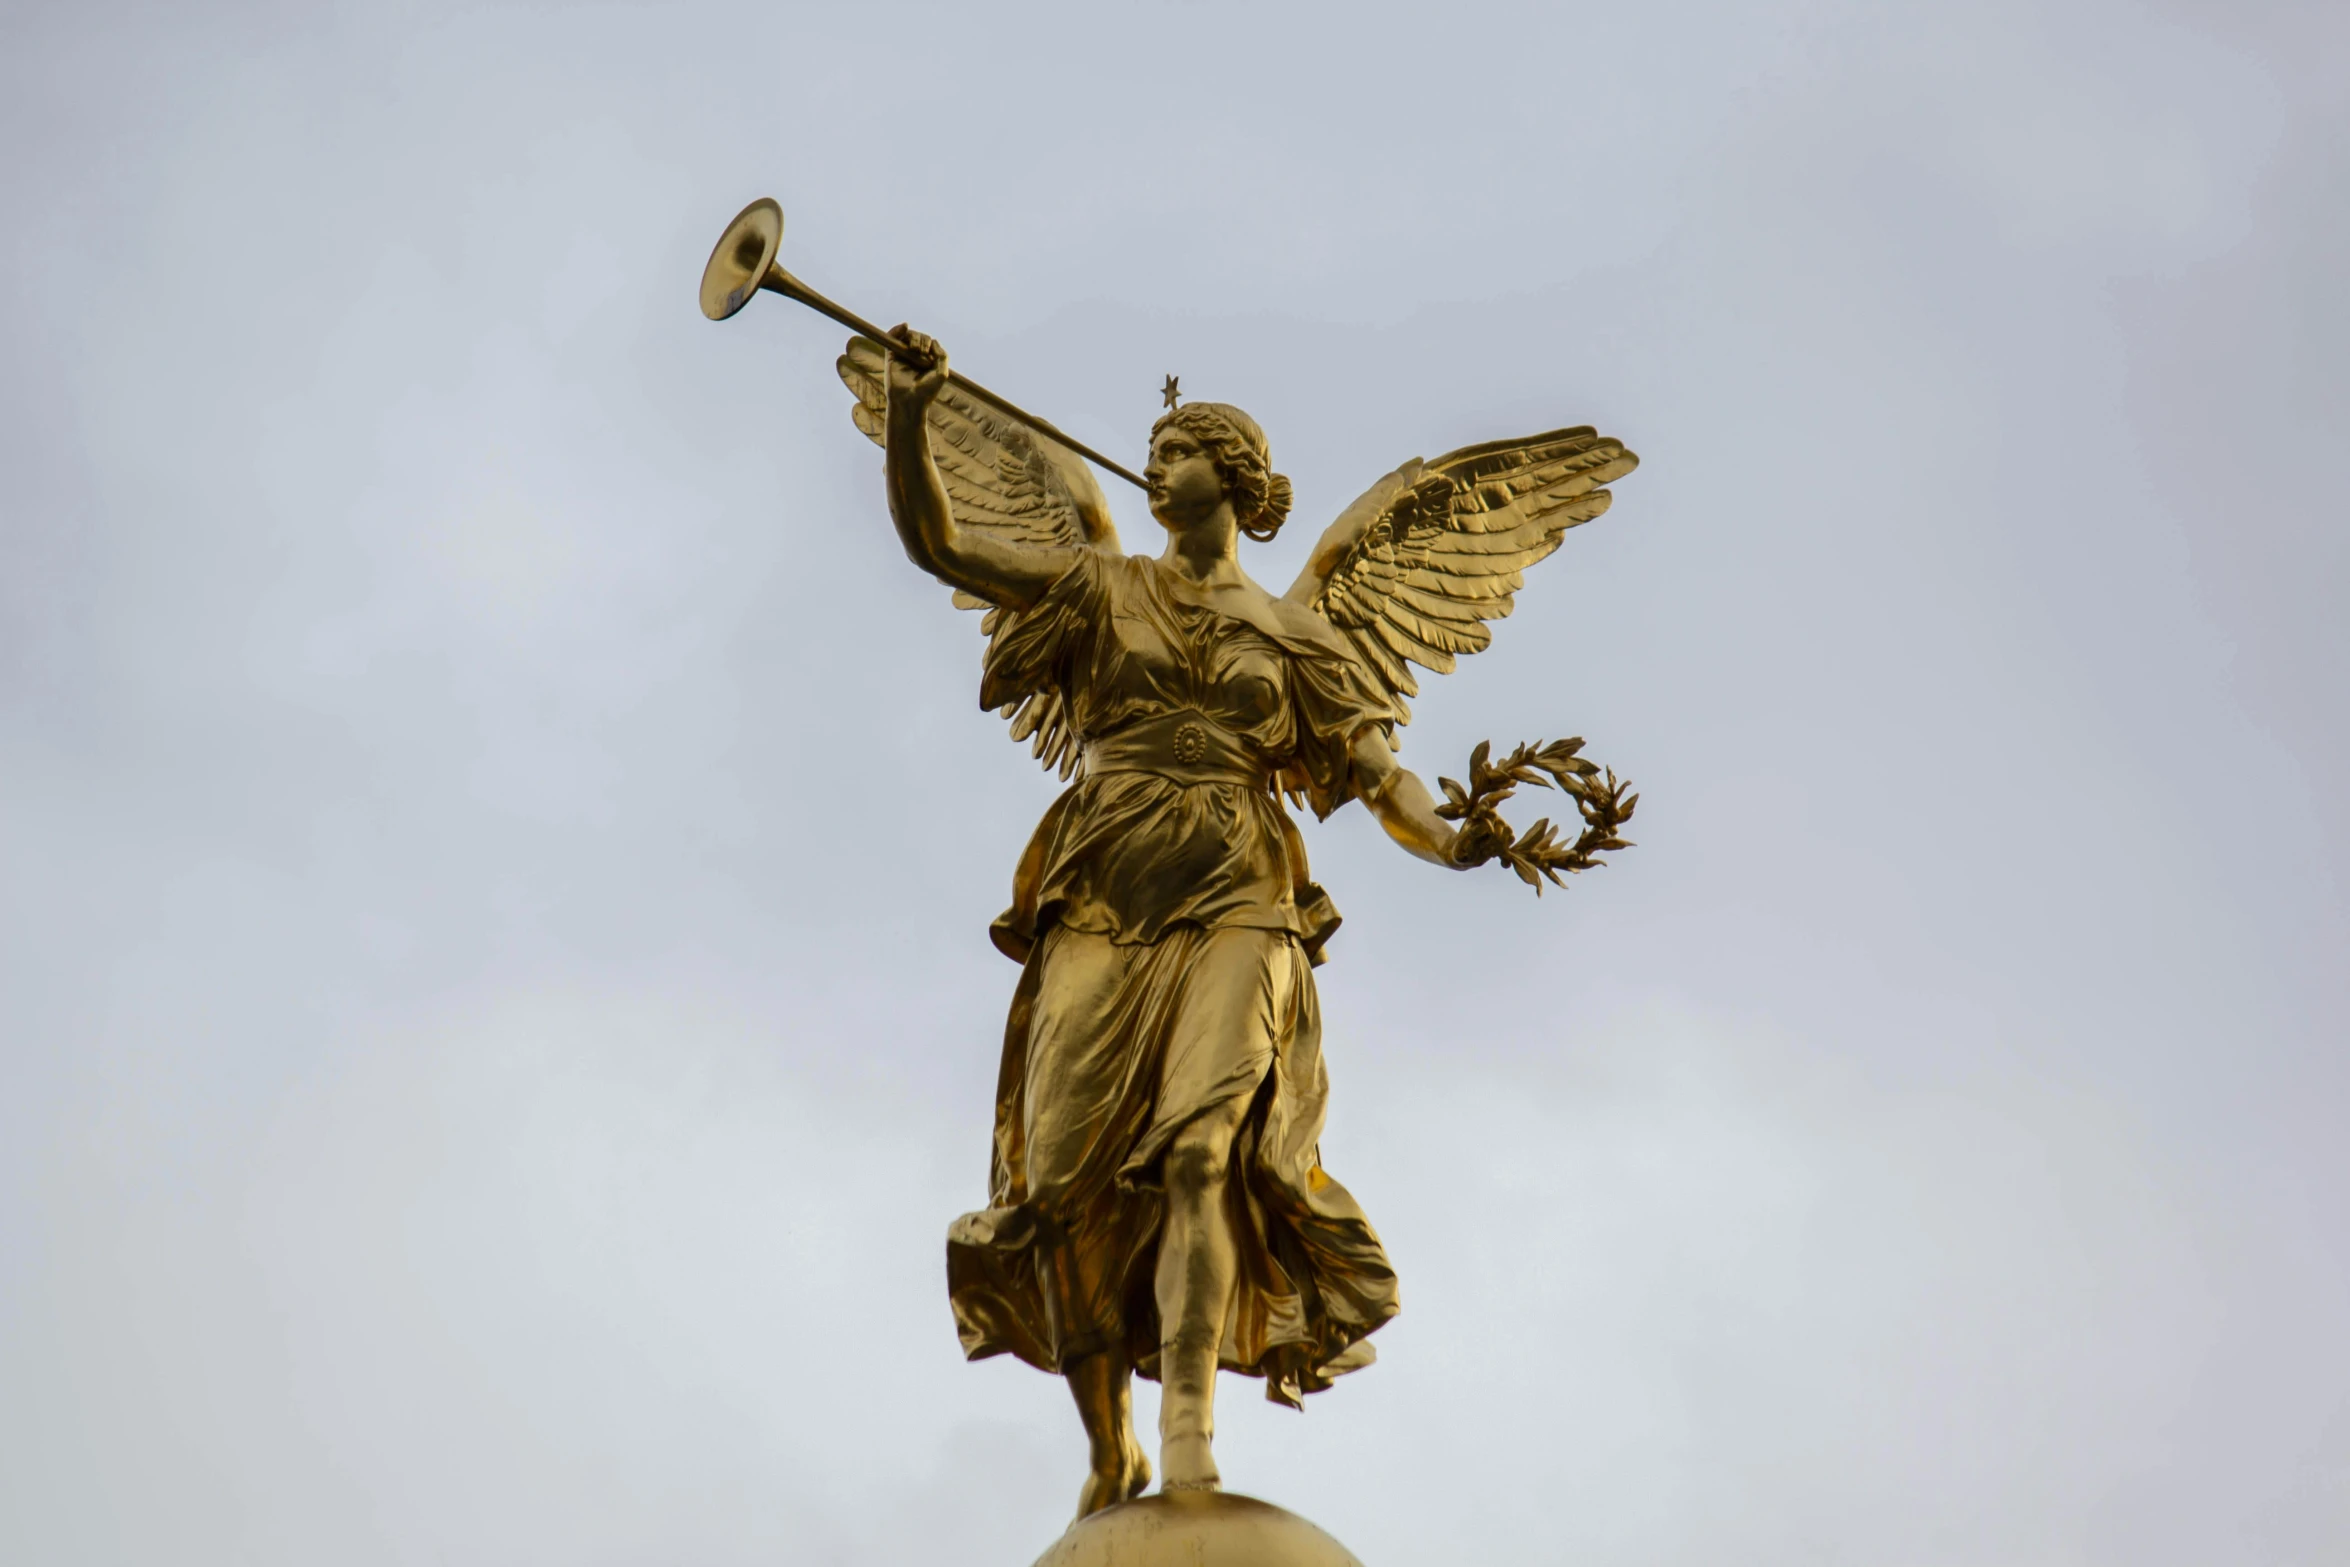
[1145, 426, 1227, 532]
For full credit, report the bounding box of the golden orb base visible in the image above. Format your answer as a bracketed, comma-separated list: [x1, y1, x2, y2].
[1031, 1491, 1364, 1567]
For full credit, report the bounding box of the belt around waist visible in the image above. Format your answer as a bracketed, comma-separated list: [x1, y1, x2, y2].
[1084, 713, 1268, 789]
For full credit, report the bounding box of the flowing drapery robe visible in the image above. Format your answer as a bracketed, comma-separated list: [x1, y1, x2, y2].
[945, 552, 1402, 1408]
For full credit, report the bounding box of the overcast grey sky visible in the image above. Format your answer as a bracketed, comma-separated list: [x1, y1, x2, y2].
[3, 2, 2345, 1564]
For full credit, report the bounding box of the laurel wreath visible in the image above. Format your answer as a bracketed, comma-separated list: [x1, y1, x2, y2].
[1435, 738, 1638, 893]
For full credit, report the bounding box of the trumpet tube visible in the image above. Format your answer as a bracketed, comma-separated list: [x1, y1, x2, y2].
[701, 198, 1147, 492]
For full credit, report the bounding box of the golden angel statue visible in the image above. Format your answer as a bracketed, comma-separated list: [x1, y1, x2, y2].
[828, 327, 1640, 1520]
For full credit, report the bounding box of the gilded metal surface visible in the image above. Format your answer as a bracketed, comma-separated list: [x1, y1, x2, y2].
[1032, 1492, 1363, 1567]
[702, 199, 1641, 1524]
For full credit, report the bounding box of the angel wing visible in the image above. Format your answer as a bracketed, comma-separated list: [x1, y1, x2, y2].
[837, 336, 1120, 778]
[1286, 427, 1637, 725]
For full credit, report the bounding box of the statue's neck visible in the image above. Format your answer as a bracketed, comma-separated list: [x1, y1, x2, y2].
[1158, 507, 1245, 587]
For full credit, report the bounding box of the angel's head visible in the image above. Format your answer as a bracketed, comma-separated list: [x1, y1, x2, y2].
[1146, 402, 1294, 543]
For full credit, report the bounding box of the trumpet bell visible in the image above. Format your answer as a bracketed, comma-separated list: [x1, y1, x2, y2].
[700, 197, 784, 321]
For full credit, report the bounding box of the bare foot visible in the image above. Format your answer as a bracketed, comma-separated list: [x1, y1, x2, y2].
[1075, 1464, 1122, 1520]
[1075, 1436, 1153, 1519]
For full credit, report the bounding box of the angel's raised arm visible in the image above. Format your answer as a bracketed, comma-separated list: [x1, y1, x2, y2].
[867, 329, 1117, 613]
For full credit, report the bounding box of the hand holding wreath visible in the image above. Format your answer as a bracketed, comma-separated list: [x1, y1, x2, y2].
[1437, 738, 1638, 892]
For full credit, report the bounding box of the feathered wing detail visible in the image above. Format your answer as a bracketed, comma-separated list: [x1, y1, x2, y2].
[838, 336, 1118, 778]
[1295, 427, 1637, 725]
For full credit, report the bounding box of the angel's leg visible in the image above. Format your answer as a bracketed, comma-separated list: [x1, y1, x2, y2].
[1067, 1348, 1149, 1518]
[1154, 1090, 1251, 1491]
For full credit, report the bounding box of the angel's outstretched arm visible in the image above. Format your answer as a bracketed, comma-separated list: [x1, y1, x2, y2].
[884, 329, 1082, 611]
[1348, 729, 1466, 870]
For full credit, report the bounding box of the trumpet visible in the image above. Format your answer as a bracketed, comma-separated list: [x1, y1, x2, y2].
[698, 198, 1147, 491]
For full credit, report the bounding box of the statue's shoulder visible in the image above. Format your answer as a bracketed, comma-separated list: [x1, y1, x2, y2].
[1259, 592, 1343, 651]
[1218, 573, 1351, 656]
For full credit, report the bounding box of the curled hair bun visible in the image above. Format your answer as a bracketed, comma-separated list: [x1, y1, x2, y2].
[1245, 471, 1294, 543]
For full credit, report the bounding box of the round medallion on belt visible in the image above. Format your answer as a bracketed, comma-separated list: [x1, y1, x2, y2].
[1172, 722, 1210, 764]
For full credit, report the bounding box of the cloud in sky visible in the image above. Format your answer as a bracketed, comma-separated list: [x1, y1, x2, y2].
[3, 2, 2344, 1564]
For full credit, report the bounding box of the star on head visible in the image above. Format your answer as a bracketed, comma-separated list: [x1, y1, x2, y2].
[1161, 374, 1181, 411]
